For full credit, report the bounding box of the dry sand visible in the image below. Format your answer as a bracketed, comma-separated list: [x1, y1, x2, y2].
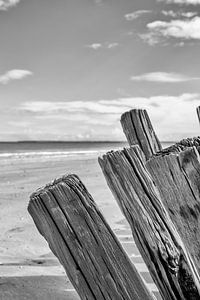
[0, 155, 160, 299]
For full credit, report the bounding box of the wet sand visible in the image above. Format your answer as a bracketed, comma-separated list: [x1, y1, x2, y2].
[0, 155, 160, 299]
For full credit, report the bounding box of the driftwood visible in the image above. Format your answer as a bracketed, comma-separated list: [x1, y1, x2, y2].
[121, 109, 162, 159]
[99, 146, 200, 300]
[28, 174, 153, 300]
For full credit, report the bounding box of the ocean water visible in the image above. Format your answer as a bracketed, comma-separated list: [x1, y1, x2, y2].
[0, 141, 128, 161]
[0, 141, 173, 162]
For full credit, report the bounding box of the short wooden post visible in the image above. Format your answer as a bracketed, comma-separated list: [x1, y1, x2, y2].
[121, 109, 162, 159]
[28, 174, 153, 300]
[99, 146, 200, 300]
[154, 137, 200, 155]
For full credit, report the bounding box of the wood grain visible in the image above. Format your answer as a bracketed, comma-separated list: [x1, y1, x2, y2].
[99, 146, 200, 300]
[28, 174, 153, 300]
[155, 137, 200, 156]
[196, 107, 200, 124]
[147, 147, 200, 278]
[121, 109, 162, 159]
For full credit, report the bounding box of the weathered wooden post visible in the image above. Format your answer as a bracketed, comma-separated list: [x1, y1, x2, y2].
[121, 108, 200, 277]
[197, 106, 200, 123]
[155, 137, 200, 155]
[121, 109, 162, 159]
[28, 174, 153, 300]
[118, 108, 200, 297]
[146, 146, 200, 276]
[99, 146, 200, 300]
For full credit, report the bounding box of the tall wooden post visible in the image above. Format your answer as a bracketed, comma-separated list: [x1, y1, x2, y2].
[28, 174, 153, 300]
[99, 146, 200, 300]
[197, 106, 200, 123]
[147, 146, 200, 277]
[121, 109, 162, 159]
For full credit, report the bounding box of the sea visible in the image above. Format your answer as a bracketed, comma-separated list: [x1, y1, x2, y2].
[0, 141, 173, 162]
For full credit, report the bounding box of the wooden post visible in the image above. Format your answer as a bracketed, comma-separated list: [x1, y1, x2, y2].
[99, 146, 200, 300]
[120, 107, 200, 291]
[147, 146, 200, 277]
[28, 174, 153, 300]
[121, 109, 162, 159]
[197, 106, 200, 123]
[154, 137, 200, 156]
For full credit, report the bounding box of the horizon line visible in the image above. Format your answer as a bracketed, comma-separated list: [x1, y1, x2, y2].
[0, 140, 176, 143]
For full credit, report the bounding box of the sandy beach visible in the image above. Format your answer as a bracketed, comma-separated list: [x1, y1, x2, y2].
[0, 153, 160, 299]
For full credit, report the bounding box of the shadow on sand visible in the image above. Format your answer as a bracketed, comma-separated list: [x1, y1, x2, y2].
[0, 275, 80, 300]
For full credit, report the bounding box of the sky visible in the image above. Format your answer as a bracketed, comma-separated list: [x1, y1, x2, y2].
[1, 0, 200, 141]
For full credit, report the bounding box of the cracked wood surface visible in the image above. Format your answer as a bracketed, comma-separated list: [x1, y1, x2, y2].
[28, 174, 153, 300]
[121, 109, 162, 160]
[147, 147, 200, 278]
[99, 146, 200, 300]
[155, 137, 200, 156]
[121, 108, 200, 276]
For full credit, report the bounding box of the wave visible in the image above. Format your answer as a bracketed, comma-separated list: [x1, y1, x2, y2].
[0, 149, 115, 161]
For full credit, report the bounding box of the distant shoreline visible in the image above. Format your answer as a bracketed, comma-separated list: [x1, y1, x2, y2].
[0, 140, 176, 144]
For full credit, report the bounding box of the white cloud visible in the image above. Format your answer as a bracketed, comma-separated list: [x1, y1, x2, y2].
[20, 100, 129, 114]
[86, 43, 102, 50]
[86, 42, 119, 50]
[162, 10, 178, 17]
[159, 0, 200, 4]
[141, 16, 200, 45]
[0, 0, 20, 10]
[182, 11, 198, 17]
[148, 17, 200, 39]
[162, 10, 198, 17]
[139, 32, 160, 46]
[0, 69, 33, 84]
[131, 72, 200, 82]
[175, 41, 185, 46]
[17, 93, 200, 141]
[124, 10, 152, 21]
[107, 43, 119, 49]
[20, 94, 199, 115]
